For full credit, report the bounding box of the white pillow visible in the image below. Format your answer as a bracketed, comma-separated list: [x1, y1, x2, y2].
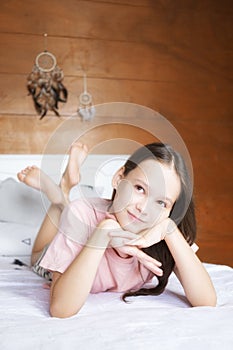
[0, 221, 39, 256]
[0, 178, 49, 226]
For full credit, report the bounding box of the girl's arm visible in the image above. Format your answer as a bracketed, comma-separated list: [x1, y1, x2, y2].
[49, 219, 115, 318]
[116, 218, 217, 307]
[164, 226, 217, 307]
[49, 219, 164, 318]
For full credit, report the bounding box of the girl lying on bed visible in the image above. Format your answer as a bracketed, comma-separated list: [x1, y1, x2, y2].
[17, 141, 216, 318]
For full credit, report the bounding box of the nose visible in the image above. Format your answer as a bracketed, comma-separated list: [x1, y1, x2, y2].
[135, 197, 147, 214]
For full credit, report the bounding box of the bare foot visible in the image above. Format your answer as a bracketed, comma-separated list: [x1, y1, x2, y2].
[17, 166, 65, 206]
[60, 142, 88, 199]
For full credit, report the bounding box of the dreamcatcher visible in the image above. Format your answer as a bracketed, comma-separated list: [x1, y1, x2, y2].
[27, 34, 68, 119]
[77, 72, 95, 121]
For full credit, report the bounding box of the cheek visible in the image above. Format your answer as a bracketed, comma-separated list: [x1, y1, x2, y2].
[113, 180, 133, 212]
[147, 206, 170, 226]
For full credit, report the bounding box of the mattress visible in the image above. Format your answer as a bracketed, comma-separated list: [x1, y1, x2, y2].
[0, 256, 232, 350]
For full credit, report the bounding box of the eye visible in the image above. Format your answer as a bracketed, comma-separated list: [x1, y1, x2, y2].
[157, 200, 167, 208]
[135, 185, 145, 194]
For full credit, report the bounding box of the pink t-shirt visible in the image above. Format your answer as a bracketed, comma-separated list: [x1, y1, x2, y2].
[40, 198, 154, 294]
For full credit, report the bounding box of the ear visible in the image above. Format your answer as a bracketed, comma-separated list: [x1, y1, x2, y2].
[112, 166, 125, 189]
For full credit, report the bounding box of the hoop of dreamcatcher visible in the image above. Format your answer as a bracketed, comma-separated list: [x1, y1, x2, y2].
[35, 50, 57, 72]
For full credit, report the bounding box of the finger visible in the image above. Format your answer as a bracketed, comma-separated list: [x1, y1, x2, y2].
[135, 249, 162, 266]
[110, 238, 134, 248]
[136, 255, 163, 275]
[120, 247, 162, 275]
[108, 231, 138, 240]
[126, 238, 145, 247]
[126, 237, 152, 249]
[142, 261, 163, 276]
[127, 235, 162, 248]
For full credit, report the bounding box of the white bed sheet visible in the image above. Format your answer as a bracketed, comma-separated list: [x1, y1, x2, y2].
[0, 257, 232, 350]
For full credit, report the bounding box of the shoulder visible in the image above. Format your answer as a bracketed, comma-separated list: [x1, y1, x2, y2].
[59, 198, 112, 242]
[67, 197, 111, 218]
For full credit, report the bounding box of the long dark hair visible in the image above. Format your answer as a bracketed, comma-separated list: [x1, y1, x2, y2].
[115, 142, 196, 300]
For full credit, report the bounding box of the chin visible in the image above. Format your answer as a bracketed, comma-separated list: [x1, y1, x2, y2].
[116, 214, 145, 233]
[122, 222, 144, 234]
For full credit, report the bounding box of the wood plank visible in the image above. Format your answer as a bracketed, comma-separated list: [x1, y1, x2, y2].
[0, 114, 159, 154]
[173, 120, 233, 159]
[196, 231, 233, 266]
[0, 32, 232, 83]
[196, 195, 232, 237]
[0, 75, 232, 121]
[0, 1, 162, 45]
[0, 33, 156, 79]
[196, 239, 233, 266]
[0, 116, 232, 154]
[192, 159, 233, 197]
[0, 0, 232, 47]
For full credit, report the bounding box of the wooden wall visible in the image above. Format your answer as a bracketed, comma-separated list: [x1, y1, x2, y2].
[0, 0, 232, 266]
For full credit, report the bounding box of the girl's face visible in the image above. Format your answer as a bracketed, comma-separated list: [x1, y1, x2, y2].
[111, 159, 181, 233]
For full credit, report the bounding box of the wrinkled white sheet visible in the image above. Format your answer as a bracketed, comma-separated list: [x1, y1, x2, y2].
[0, 257, 232, 350]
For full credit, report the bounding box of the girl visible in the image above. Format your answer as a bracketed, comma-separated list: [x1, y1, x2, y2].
[17, 142, 216, 318]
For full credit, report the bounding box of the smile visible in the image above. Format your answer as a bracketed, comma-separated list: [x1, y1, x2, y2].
[127, 211, 145, 223]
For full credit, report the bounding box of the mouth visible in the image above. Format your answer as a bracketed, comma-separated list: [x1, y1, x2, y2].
[127, 210, 144, 223]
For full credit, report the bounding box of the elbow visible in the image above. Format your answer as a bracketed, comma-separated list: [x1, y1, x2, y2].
[203, 292, 217, 307]
[190, 291, 217, 308]
[50, 302, 82, 319]
[207, 290, 217, 307]
[202, 288, 217, 307]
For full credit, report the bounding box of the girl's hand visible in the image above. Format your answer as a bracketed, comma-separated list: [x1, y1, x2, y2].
[117, 244, 163, 276]
[108, 218, 177, 249]
[108, 229, 140, 248]
[107, 228, 163, 276]
[128, 218, 177, 248]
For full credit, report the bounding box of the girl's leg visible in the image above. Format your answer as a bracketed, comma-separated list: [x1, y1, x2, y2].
[31, 204, 63, 265]
[17, 142, 88, 265]
[17, 165, 65, 206]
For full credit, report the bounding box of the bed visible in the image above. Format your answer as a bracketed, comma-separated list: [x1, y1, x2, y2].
[0, 154, 232, 350]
